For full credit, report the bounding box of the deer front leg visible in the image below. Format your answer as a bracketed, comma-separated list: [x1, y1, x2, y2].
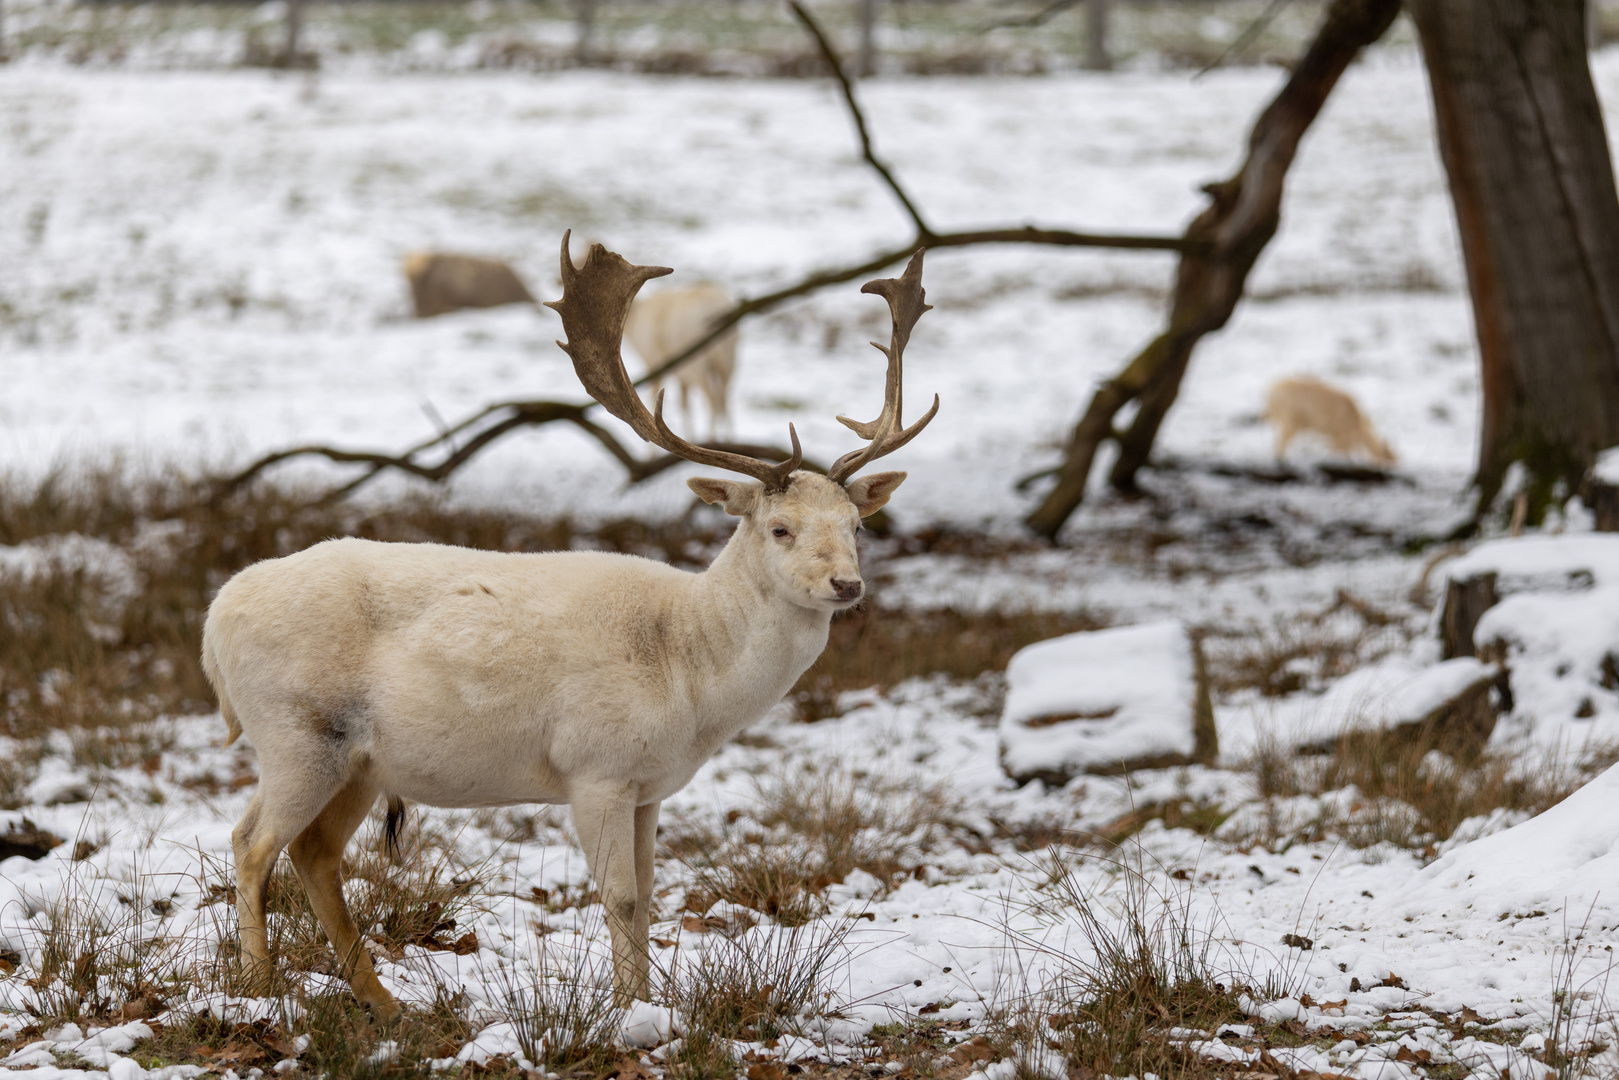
[632, 801, 660, 997]
[572, 781, 647, 1005]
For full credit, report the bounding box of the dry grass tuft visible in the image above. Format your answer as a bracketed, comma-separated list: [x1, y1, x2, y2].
[668, 763, 968, 923]
[659, 919, 856, 1078]
[496, 944, 623, 1076]
[1203, 605, 1411, 700]
[999, 850, 1281, 1080]
[1239, 733, 1610, 852]
[27, 858, 194, 1026]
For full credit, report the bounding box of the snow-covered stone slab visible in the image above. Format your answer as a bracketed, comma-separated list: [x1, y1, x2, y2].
[998, 621, 1216, 786]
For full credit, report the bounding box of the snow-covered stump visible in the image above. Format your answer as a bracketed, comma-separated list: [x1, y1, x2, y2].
[998, 621, 1216, 786]
[1293, 657, 1506, 759]
[1441, 571, 1498, 659]
[1584, 447, 1619, 531]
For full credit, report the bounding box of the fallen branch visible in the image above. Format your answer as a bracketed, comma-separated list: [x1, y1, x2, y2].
[230, 0, 1200, 502]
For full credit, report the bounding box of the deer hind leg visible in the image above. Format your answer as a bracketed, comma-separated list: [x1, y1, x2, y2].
[700, 359, 729, 442]
[571, 780, 645, 1005]
[678, 374, 697, 438]
[232, 749, 347, 996]
[287, 775, 400, 1022]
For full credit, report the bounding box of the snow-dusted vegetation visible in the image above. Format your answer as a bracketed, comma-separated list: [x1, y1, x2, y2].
[5, 14, 1619, 1079]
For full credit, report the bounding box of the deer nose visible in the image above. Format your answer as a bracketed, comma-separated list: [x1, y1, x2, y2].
[830, 578, 863, 601]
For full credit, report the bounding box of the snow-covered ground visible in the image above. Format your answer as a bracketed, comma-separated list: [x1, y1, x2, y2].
[6, 43, 1619, 1080]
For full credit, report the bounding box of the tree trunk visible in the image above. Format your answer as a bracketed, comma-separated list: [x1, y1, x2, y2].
[1409, 0, 1619, 525]
[1026, 0, 1400, 539]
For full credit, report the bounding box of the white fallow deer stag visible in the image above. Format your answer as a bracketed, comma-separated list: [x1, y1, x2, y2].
[201, 233, 939, 1021]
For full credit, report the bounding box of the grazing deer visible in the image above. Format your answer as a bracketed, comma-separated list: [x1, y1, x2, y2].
[1265, 375, 1396, 467]
[624, 283, 739, 441]
[202, 234, 939, 1020]
[403, 252, 536, 318]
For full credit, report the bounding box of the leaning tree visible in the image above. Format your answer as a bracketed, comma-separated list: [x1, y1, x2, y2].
[1030, 0, 1619, 537]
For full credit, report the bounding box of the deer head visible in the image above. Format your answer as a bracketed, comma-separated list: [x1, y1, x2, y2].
[547, 232, 939, 610]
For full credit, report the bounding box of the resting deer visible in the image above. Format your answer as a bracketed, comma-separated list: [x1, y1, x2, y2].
[1265, 375, 1395, 467]
[625, 283, 739, 441]
[202, 234, 939, 1020]
[403, 252, 536, 318]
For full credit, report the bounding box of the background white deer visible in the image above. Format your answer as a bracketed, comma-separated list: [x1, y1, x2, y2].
[1265, 375, 1396, 467]
[625, 283, 740, 441]
[201, 234, 938, 1019]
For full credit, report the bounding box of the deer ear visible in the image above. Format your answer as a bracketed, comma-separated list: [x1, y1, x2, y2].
[844, 471, 906, 517]
[688, 477, 761, 517]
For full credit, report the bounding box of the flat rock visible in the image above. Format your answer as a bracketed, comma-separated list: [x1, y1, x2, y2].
[999, 620, 1216, 786]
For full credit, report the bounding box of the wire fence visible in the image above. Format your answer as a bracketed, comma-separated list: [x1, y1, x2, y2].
[0, 0, 1394, 75]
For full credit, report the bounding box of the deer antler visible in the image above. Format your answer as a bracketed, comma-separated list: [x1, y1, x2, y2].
[546, 231, 803, 493]
[826, 249, 940, 484]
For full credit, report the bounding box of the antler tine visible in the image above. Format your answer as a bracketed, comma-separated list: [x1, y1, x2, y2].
[826, 249, 941, 484]
[546, 232, 803, 492]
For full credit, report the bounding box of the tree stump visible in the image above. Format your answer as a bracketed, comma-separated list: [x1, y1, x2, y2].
[1587, 474, 1619, 531]
[1441, 571, 1499, 659]
[1387, 667, 1507, 761]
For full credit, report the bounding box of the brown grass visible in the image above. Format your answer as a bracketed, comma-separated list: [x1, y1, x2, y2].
[795, 604, 1104, 721]
[998, 851, 1288, 1080]
[666, 763, 969, 923]
[1203, 606, 1410, 700]
[1242, 731, 1612, 852]
[659, 919, 857, 1078]
[0, 465, 1086, 738]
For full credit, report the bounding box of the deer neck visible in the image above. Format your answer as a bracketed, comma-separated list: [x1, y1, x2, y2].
[681, 521, 832, 733]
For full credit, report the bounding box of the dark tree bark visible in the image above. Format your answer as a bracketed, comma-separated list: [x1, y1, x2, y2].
[1409, 0, 1619, 524]
[1025, 0, 1400, 539]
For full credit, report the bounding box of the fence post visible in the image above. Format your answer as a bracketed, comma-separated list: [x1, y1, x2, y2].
[282, 0, 304, 66]
[574, 0, 597, 63]
[1085, 0, 1110, 70]
[858, 0, 876, 76]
